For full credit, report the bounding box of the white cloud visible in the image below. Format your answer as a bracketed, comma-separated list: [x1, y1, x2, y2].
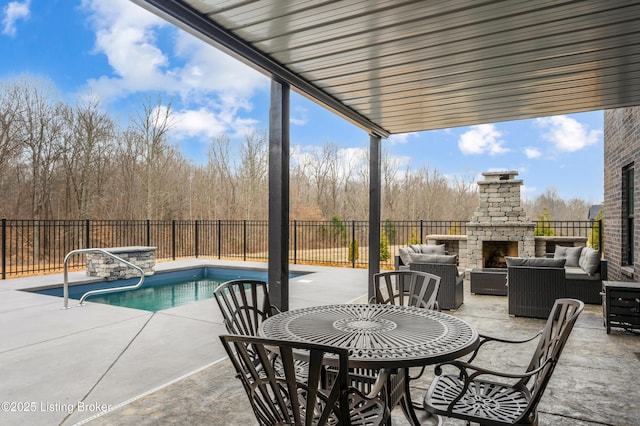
[524, 147, 541, 159]
[458, 124, 507, 155]
[81, 0, 268, 138]
[536, 115, 602, 152]
[2, 0, 30, 37]
[290, 106, 308, 126]
[387, 132, 418, 145]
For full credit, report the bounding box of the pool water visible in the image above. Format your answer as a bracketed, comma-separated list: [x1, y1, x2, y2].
[88, 277, 227, 311]
[34, 267, 300, 312]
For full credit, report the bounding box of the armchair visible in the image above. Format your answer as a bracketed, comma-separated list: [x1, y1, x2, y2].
[424, 298, 584, 425]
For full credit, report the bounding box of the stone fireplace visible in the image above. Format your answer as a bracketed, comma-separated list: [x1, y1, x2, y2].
[466, 171, 535, 270]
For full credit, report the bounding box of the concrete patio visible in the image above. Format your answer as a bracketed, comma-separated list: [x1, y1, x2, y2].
[1, 260, 639, 425]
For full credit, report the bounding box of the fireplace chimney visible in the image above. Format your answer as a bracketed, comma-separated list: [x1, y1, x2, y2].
[466, 171, 535, 270]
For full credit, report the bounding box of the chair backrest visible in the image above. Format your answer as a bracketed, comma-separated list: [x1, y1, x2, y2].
[372, 270, 440, 309]
[214, 280, 275, 335]
[220, 334, 352, 425]
[520, 298, 584, 420]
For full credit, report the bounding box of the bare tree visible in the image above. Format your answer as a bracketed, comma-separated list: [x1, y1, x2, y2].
[61, 95, 116, 218]
[238, 131, 268, 219]
[0, 80, 24, 215]
[129, 95, 175, 218]
[14, 78, 66, 220]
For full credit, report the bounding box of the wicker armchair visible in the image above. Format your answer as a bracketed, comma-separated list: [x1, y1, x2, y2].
[507, 265, 566, 318]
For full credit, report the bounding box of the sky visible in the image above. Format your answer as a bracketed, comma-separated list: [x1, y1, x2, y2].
[0, 0, 605, 203]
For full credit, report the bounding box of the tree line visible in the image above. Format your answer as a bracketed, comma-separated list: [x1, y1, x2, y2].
[0, 76, 596, 222]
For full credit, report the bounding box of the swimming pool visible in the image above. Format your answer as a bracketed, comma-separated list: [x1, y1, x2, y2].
[34, 267, 302, 312]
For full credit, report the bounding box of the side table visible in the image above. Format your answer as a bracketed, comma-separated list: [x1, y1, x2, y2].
[602, 281, 640, 334]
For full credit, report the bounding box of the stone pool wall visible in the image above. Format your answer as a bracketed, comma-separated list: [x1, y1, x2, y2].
[86, 247, 157, 280]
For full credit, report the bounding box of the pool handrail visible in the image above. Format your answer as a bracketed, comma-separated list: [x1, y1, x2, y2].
[63, 248, 145, 309]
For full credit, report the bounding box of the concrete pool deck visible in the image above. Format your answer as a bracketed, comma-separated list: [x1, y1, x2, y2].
[2, 260, 640, 425]
[0, 259, 369, 426]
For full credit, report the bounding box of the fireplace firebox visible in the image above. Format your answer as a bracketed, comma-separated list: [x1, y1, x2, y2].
[482, 241, 518, 269]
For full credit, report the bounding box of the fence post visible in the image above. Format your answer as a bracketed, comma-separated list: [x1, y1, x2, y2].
[85, 219, 90, 249]
[243, 220, 247, 261]
[420, 220, 424, 243]
[146, 220, 151, 246]
[293, 220, 297, 264]
[1, 218, 6, 280]
[599, 219, 603, 253]
[172, 220, 176, 260]
[351, 220, 356, 268]
[217, 220, 221, 259]
[194, 220, 199, 258]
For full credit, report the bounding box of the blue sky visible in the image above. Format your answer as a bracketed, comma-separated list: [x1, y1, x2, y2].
[1, 0, 604, 203]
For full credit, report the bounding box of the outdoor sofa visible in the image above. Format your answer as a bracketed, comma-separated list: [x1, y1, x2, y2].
[506, 246, 607, 318]
[395, 244, 464, 310]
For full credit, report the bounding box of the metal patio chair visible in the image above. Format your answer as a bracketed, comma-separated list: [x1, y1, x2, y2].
[220, 334, 390, 426]
[213, 279, 279, 336]
[371, 270, 441, 310]
[214, 279, 310, 380]
[369, 270, 442, 415]
[424, 298, 584, 425]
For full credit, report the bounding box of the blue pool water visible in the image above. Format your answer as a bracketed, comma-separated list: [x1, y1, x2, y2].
[34, 267, 300, 312]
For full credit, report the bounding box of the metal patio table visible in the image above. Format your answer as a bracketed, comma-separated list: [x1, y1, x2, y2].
[259, 303, 479, 425]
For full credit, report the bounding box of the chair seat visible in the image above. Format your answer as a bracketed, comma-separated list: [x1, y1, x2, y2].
[425, 374, 533, 425]
[346, 391, 389, 425]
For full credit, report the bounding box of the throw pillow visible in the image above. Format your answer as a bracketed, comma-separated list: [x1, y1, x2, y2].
[554, 245, 583, 267]
[398, 248, 413, 266]
[579, 247, 601, 275]
[409, 244, 421, 253]
[409, 253, 457, 264]
[419, 244, 446, 255]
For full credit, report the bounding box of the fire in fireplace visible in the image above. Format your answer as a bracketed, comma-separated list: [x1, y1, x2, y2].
[482, 241, 518, 268]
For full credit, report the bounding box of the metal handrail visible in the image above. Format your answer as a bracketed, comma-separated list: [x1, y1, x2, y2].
[62, 248, 145, 309]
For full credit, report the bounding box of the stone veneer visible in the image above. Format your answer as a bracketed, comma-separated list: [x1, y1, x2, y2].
[86, 246, 157, 281]
[466, 171, 535, 270]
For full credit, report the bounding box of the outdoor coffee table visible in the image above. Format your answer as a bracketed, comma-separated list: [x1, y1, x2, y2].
[259, 303, 479, 425]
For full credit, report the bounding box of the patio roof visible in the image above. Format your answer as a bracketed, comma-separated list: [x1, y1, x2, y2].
[133, 0, 640, 138]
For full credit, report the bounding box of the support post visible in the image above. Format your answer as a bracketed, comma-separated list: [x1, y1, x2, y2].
[368, 134, 382, 300]
[268, 79, 290, 311]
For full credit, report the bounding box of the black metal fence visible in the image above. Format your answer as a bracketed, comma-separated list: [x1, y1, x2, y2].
[0, 218, 602, 279]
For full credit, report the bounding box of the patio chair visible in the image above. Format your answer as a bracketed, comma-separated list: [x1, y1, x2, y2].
[214, 279, 310, 380]
[213, 279, 279, 335]
[369, 270, 441, 413]
[220, 334, 390, 426]
[371, 270, 441, 310]
[423, 298, 584, 425]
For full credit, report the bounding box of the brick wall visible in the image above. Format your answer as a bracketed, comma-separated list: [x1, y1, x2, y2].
[604, 107, 640, 281]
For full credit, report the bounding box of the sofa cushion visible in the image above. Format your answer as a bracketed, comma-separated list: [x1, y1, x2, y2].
[419, 244, 446, 255]
[506, 256, 566, 268]
[578, 247, 601, 275]
[565, 265, 600, 280]
[409, 253, 457, 264]
[409, 244, 421, 253]
[554, 245, 583, 267]
[398, 248, 413, 266]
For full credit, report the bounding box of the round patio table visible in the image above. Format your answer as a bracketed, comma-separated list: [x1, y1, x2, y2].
[260, 303, 478, 368]
[259, 303, 479, 426]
